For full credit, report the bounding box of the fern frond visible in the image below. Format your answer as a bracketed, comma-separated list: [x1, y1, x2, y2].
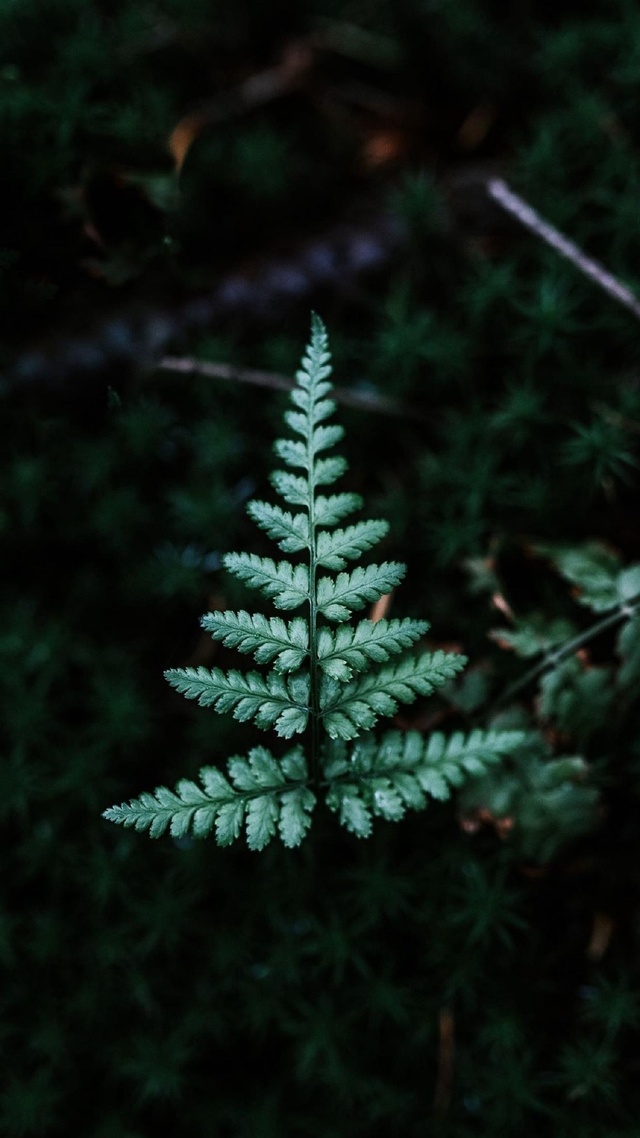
[201, 610, 309, 671]
[164, 665, 310, 737]
[314, 492, 363, 527]
[223, 552, 309, 610]
[295, 310, 332, 389]
[316, 520, 389, 570]
[273, 459, 347, 495]
[317, 562, 406, 622]
[247, 501, 310, 552]
[317, 618, 429, 681]
[274, 426, 345, 468]
[270, 470, 309, 506]
[105, 316, 479, 851]
[321, 650, 467, 739]
[104, 746, 315, 850]
[325, 728, 528, 835]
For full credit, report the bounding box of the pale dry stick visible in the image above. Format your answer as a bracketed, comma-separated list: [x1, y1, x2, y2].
[487, 178, 640, 321]
[160, 355, 422, 422]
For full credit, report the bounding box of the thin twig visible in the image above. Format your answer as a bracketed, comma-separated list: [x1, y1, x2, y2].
[487, 178, 640, 321]
[169, 43, 312, 170]
[490, 592, 640, 714]
[160, 355, 422, 421]
[434, 1007, 455, 1115]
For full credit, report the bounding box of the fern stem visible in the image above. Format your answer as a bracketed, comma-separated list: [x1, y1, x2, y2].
[308, 422, 321, 789]
[490, 591, 640, 713]
[308, 526, 321, 785]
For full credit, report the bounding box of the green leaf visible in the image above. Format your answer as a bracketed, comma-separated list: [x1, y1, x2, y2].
[317, 562, 406, 622]
[489, 615, 575, 658]
[618, 565, 640, 602]
[104, 746, 313, 849]
[247, 500, 310, 552]
[280, 746, 308, 780]
[535, 541, 621, 612]
[227, 747, 285, 791]
[278, 786, 316, 847]
[223, 553, 309, 610]
[215, 800, 245, 846]
[316, 520, 389, 570]
[369, 778, 405, 820]
[325, 783, 372, 837]
[201, 610, 309, 671]
[274, 426, 345, 470]
[246, 794, 279, 850]
[106, 316, 483, 851]
[314, 493, 363, 527]
[270, 470, 309, 506]
[164, 665, 310, 736]
[321, 650, 467, 739]
[322, 728, 529, 836]
[617, 613, 640, 687]
[313, 455, 348, 487]
[318, 617, 429, 679]
[274, 438, 308, 469]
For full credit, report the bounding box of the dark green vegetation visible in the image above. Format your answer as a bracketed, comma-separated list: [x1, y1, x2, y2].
[3, 0, 640, 1134]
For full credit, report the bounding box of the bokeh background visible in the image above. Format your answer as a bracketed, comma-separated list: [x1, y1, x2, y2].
[3, 1, 640, 1134]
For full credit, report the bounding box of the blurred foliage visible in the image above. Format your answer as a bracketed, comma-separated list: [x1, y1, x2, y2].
[2, 0, 640, 1134]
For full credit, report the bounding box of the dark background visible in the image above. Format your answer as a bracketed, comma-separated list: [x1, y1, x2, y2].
[2, 1, 640, 1134]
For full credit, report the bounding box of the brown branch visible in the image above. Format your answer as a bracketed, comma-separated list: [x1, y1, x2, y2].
[434, 1006, 455, 1115]
[159, 355, 423, 422]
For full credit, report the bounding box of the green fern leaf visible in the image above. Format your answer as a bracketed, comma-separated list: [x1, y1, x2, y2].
[279, 786, 316, 846]
[274, 458, 347, 494]
[317, 617, 429, 680]
[317, 562, 406, 622]
[246, 501, 310, 552]
[104, 746, 315, 849]
[227, 747, 286, 790]
[316, 520, 389, 570]
[324, 728, 528, 833]
[223, 552, 309, 610]
[534, 541, 621, 612]
[313, 456, 348, 487]
[164, 665, 310, 736]
[325, 783, 373, 838]
[617, 613, 640, 686]
[201, 610, 309, 671]
[105, 315, 488, 851]
[314, 492, 363, 526]
[274, 426, 345, 469]
[246, 794, 280, 850]
[274, 438, 309, 469]
[383, 727, 526, 796]
[215, 800, 245, 846]
[270, 470, 309, 506]
[321, 650, 467, 739]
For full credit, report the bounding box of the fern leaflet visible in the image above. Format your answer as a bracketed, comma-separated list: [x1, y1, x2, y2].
[317, 617, 429, 680]
[201, 611, 309, 671]
[316, 520, 389, 570]
[104, 746, 315, 849]
[317, 562, 406, 622]
[247, 501, 310, 552]
[165, 665, 310, 737]
[325, 729, 529, 836]
[321, 650, 467, 739]
[223, 553, 309, 610]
